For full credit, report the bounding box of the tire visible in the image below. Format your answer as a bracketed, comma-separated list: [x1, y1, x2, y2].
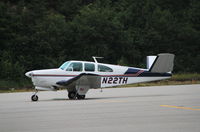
[77, 94, 85, 100]
[68, 92, 76, 99]
[31, 95, 38, 101]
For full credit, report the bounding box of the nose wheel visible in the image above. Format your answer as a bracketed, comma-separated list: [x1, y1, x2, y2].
[31, 90, 39, 101]
[31, 95, 38, 101]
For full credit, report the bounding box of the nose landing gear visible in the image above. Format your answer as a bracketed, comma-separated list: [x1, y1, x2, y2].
[31, 90, 38, 101]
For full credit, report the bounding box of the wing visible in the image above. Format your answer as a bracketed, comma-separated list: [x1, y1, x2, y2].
[56, 73, 101, 95]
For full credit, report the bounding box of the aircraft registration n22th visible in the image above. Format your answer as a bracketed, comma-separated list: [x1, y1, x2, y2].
[25, 53, 175, 101]
[101, 77, 128, 84]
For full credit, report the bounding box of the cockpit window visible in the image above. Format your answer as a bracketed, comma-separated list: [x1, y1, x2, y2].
[59, 61, 70, 70]
[66, 62, 83, 71]
[85, 63, 95, 71]
[98, 65, 113, 72]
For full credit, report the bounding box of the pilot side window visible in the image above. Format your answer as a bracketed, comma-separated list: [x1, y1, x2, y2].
[66, 62, 82, 71]
[85, 63, 95, 72]
[98, 65, 113, 72]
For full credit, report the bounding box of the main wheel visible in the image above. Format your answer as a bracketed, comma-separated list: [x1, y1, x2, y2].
[77, 94, 85, 100]
[31, 95, 38, 101]
[68, 92, 76, 99]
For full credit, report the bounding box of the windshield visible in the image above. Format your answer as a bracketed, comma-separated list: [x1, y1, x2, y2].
[59, 61, 70, 70]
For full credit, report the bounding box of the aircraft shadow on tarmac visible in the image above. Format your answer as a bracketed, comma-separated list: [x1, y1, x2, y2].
[39, 94, 171, 102]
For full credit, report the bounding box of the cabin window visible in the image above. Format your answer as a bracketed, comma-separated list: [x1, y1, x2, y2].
[66, 62, 82, 71]
[98, 65, 113, 72]
[85, 63, 95, 71]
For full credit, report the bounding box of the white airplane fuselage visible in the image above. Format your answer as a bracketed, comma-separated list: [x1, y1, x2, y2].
[26, 61, 171, 91]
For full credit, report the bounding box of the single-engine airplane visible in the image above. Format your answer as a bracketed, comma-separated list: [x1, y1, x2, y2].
[25, 53, 175, 101]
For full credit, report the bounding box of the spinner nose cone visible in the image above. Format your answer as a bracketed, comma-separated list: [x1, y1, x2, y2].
[25, 71, 33, 78]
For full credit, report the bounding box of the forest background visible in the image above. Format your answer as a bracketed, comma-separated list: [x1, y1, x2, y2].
[0, 0, 199, 89]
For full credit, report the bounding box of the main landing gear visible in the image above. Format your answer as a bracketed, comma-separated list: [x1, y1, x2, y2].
[68, 92, 85, 100]
[31, 90, 38, 101]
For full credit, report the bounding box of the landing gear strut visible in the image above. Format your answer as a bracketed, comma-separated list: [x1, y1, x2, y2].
[68, 92, 85, 100]
[31, 90, 38, 101]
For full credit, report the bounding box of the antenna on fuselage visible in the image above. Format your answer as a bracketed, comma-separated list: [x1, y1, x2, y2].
[92, 56, 103, 63]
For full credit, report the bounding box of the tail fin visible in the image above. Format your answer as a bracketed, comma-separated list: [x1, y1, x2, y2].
[148, 53, 175, 73]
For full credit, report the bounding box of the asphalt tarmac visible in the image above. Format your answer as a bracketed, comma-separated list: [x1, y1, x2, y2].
[0, 84, 200, 132]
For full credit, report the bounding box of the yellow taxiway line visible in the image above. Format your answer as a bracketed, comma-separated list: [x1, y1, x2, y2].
[160, 105, 200, 111]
